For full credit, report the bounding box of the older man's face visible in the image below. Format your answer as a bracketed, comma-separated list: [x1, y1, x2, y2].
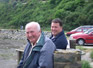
[51, 22, 62, 36]
[26, 25, 41, 45]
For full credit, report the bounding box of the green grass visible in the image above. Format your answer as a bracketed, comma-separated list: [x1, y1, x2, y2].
[82, 60, 92, 68]
[90, 50, 93, 60]
[76, 46, 87, 51]
[76, 46, 93, 52]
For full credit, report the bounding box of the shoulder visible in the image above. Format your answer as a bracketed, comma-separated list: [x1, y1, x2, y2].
[41, 36, 56, 51]
[45, 36, 51, 41]
[58, 30, 66, 38]
[45, 36, 54, 44]
[60, 30, 65, 36]
[24, 41, 31, 51]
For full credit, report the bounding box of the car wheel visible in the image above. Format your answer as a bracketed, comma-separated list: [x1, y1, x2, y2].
[77, 39, 85, 45]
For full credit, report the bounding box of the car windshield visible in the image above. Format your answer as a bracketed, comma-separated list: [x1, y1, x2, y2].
[84, 29, 93, 34]
[71, 27, 81, 31]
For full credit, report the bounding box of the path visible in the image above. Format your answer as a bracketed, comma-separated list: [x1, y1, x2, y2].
[0, 39, 26, 68]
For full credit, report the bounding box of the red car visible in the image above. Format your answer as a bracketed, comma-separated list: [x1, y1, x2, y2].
[69, 28, 93, 45]
[66, 25, 93, 36]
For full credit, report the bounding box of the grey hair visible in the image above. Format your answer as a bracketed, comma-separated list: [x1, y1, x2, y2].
[25, 22, 41, 31]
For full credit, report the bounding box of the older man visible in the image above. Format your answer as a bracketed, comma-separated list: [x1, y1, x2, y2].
[17, 22, 56, 68]
[50, 18, 68, 49]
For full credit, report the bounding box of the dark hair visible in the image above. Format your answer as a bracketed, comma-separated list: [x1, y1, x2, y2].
[52, 18, 63, 26]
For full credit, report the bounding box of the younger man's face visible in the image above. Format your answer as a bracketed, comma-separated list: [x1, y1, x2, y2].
[51, 22, 62, 36]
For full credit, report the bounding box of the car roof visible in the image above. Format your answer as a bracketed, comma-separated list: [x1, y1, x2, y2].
[80, 25, 93, 27]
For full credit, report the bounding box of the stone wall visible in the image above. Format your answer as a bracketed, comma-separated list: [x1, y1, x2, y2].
[0, 29, 26, 40]
[0, 29, 51, 40]
[16, 49, 81, 68]
[54, 49, 81, 68]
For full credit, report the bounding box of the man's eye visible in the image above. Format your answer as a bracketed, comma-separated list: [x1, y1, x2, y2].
[30, 31, 34, 33]
[26, 32, 29, 34]
[52, 26, 55, 28]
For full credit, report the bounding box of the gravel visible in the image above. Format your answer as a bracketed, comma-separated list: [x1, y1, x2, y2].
[0, 38, 26, 68]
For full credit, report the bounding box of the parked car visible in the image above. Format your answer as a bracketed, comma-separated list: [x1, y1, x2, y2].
[66, 25, 93, 36]
[69, 28, 93, 45]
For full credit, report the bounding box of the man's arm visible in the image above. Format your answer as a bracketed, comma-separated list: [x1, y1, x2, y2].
[38, 39, 56, 68]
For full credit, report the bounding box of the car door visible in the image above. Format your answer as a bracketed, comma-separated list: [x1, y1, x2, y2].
[86, 32, 93, 44]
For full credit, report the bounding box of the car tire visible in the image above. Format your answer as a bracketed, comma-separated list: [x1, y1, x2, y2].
[77, 39, 85, 45]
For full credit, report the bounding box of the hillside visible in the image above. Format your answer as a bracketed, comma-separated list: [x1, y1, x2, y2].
[0, 0, 93, 30]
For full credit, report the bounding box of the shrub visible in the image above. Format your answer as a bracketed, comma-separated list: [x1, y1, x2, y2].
[82, 60, 92, 68]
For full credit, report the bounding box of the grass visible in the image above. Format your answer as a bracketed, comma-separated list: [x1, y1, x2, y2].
[90, 50, 93, 60]
[76, 46, 93, 68]
[82, 60, 92, 68]
[76, 46, 87, 51]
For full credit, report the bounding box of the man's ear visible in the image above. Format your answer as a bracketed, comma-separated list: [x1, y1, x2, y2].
[39, 29, 42, 33]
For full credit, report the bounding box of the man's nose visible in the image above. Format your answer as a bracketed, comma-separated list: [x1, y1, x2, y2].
[28, 33, 32, 36]
[52, 27, 56, 30]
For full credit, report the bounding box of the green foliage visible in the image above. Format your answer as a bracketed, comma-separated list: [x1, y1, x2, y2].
[0, 0, 9, 2]
[0, 0, 93, 30]
[90, 50, 93, 60]
[76, 46, 87, 51]
[82, 60, 92, 68]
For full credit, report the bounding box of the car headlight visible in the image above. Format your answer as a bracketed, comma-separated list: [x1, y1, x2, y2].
[69, 36, 73, 40]
[69, 35, 76, 40]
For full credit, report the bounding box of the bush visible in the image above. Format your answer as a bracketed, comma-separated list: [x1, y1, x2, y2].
[82, 60, 92, 68]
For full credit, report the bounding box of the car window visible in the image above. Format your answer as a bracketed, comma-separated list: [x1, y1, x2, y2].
[77, 28, 82, 32]
[71, 27, 80, 31]
[91, 32, 93, 34]
[83, 28, 88, 32]
[89, 31, 93, 34]
[85, 29, 93, 34]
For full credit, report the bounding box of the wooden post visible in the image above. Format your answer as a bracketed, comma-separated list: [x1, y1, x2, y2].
[16, 49, 24, 64]
[69, 40, 76, 49]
